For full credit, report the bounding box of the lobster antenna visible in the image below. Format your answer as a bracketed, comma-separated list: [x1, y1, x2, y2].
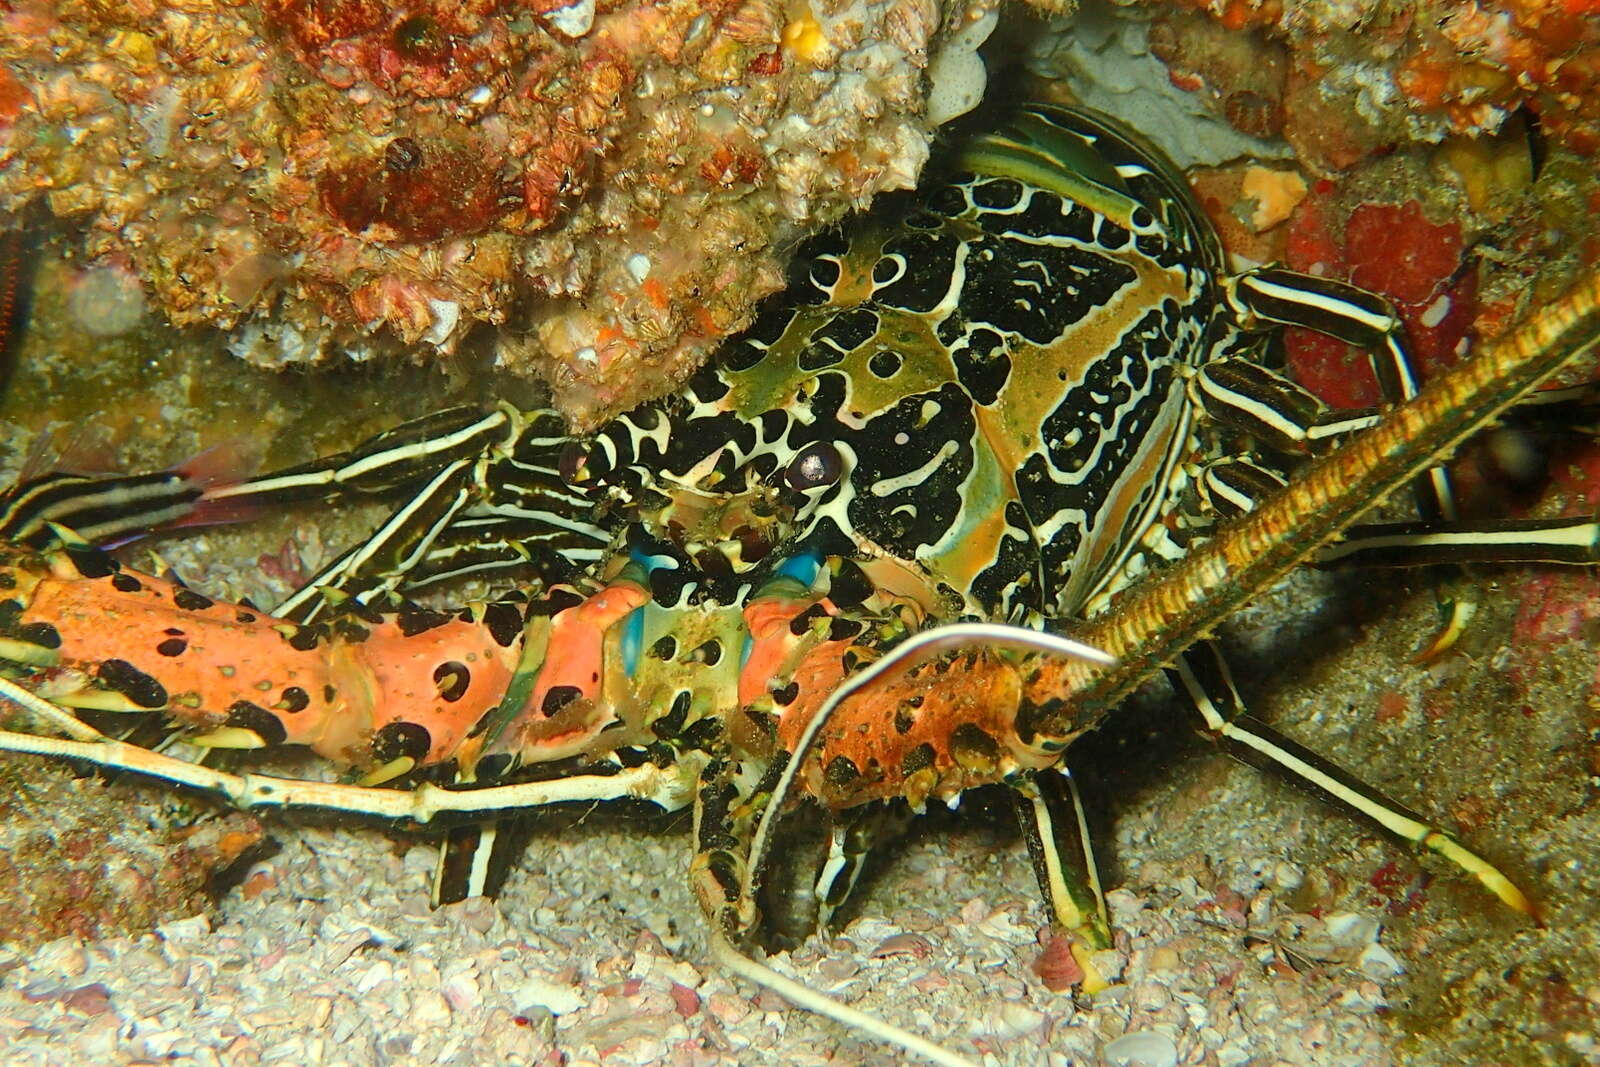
[741, 623, 1114, 915]
[706, 924, 980, 1067]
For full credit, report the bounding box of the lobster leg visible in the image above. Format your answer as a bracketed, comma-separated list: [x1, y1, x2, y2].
[1165, 640, 1531, 914]
[272, 456, 482, 621]
[0, 403, 611, 624]
[202, 405, 524, 505]
[1010, 766, 1114, 985]
[0, 469, 211, 547]
[688, 749, 980, 1067]
[1226, 265, 1459, 521]
[228, 405, 610, 623]
[809, 800, 915, 932]
[1317, 513, 1600, 567]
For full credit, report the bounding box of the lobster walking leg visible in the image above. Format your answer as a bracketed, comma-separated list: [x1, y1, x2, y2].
[1167, 642, 1532, 914]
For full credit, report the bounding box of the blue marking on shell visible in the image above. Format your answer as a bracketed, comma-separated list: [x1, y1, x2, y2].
[774, 551, 822, 587]
[620, 602, 645, 678]
[741, 551, 825, 668]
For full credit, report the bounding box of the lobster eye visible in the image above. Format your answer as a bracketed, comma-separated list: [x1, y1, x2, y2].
[784, 442, 843, 491]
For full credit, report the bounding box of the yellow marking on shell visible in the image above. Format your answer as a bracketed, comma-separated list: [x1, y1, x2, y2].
[46, 688, 152, 713]
[190, 726, 268, 749]
[780, 15, 826, 63]
[359, 756, 416, 787]
[0, 636, 58, 667]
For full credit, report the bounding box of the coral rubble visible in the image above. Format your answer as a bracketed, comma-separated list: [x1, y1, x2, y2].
[0, 762, 262, 946]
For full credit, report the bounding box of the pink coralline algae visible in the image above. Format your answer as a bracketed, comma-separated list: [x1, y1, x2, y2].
[1281, 197, 1475, 410]
[0, 0, 972, 425]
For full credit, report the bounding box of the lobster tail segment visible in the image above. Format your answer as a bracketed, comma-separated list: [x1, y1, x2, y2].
[0, 538, 526, 771]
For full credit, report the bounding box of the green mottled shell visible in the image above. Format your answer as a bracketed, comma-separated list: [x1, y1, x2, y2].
[584, 105, 1232, 627]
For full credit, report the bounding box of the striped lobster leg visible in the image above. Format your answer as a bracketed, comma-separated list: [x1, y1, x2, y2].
[1179, 261, 1600, 860]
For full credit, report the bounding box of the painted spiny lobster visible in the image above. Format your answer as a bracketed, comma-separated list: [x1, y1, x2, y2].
[2, 103, 1600, 1065]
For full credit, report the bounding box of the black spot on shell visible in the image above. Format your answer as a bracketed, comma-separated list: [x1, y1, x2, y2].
[111, 573, 143, 594]
[650, 635, 678, 660]
[17, 621, 60, 649]
[64, 544, 117, 579]
[827, 618, 862, 642]
[743, 706, 776, 740]
[484, 601, 524, 647]
[653, 690, 692, 739]
[788, 603, 830, 636]
[691, 640, 723, 666]
[612, 745, 650, 767]
[277, 686, 310, 714]
[1096, 220, 1130, 249]
[172, 588, 214, 612]
[824, 755, 860, 785]
[901, 742, 936, 775]
[971, 177, 1023, 209]
[236, 609, 257, 623]
[97, 658, 168, 709]
[868, 349, 902, 378]
[287, 626, 322, 652]
[476, 752, 515, 780]
[398, 607, 451, 637]
[372, 720, 431, 763]
[675, 719, 717, 753]
[225, 700, 288, 746]
[893, 706, 915, 734]
[950, 723, 1000, 771]
[433, 660, 471, 702]
[534, 588, 585, 616]
[827, 559, 874, 608]
[809, 257, 841, 290]
[156, 637, 188, 657]
[348, 600, 384, 625]
[542, 685, 582, 715]
[323, 684, 337, 703]
[770, 680, 800, 707]
[332, 618, 369, 644]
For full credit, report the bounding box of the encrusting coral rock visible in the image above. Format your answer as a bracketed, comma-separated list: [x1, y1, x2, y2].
[0, 0, 994, 425]
[1148, 0, 1600, 169]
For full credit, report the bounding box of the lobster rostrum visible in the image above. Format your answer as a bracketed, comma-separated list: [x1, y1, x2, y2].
[3, 103, 1600, 1066]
